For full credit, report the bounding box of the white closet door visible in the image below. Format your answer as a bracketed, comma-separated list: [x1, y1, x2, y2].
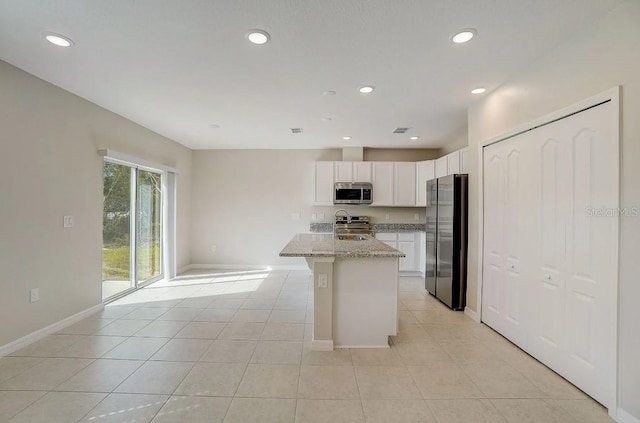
[481, 146, 506, 333]
[501, 136, 530, 346]
[560, 103, 617, 406]
[482, 136, 530, 344]
[482, 98, 617, 409]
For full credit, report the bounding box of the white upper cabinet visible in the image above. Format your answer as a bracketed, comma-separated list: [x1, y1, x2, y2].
[416, 160, 435, 207]
[372, 162, 395, 206]
[446, 151, 461, 174]
[334, 162, 353, 182]
[313, 162, 334, 206]
[394, 162, 416, 206]
[460, 147, 469, 173]
[334, 161, 372, 183]
[353, 162, 372, 182]
[435, 156, 448, 178]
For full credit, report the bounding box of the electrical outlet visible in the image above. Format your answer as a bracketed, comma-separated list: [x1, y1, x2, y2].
[318, 274, 328, 289]
[414, 213, 419, 221]
[318, 212, 325, 220]
[384, 213, 390, 220]
[311, 213, 317, 221]
[63, 216, 74, 228]
[30, 288, 39, 303]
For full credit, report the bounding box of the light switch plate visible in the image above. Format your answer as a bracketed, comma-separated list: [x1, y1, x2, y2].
[30, 288, 39, 303]
[63, 216, 74, 228]
[384, 214, 390, 220]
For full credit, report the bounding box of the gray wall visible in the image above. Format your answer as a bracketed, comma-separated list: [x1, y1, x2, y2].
[465, 1, 640, 418]
[0, 60, 192, 347]
[189, 149, 437, 267]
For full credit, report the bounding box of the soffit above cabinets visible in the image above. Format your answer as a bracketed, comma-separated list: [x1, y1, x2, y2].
[0, 0, 624, 150]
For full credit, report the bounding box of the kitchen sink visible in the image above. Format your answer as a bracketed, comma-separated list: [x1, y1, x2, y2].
[336, 234, 368, 241]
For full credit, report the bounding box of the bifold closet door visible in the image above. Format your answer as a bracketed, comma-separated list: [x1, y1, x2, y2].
[482, 99, 617, 408]
[482, 135, 531, 346]
[529, 102, 617, 406]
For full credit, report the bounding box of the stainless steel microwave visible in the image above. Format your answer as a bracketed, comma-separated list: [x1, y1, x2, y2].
[334, 182, 373, 205]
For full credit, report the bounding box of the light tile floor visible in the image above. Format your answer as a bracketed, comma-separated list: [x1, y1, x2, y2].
[0, 269, 614, 422]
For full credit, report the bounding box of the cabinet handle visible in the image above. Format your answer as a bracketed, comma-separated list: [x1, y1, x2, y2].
[510, 264, 515, 269]
[546, 274, 551, 280]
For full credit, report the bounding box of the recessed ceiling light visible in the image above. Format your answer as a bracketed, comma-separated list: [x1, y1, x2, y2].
[358, 85, 375, 94]
[43, 32, 74, 47]
[342, 136, 352, 140]
[471, 87, 486, 94]
[246, 29, 270, 45]
[451, 29, 476, 44]
[410, 136, 420, 141]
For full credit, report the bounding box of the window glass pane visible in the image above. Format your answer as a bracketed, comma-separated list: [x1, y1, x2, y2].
[137, 169, 162, 283]
[102, 162, 133, 299]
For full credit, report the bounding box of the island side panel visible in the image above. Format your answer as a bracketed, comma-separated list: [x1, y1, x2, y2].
[309, 258, 335, 351]
[333, 257, 399, 348]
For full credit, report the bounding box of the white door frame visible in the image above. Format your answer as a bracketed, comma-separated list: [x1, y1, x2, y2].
[474, 86, 620, 415]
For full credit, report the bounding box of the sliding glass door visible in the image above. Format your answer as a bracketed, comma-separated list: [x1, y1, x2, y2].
[102, 161, 163, 301]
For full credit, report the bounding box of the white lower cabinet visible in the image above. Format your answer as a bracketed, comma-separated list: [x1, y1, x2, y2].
[481, 99, 618, 409]
[375, 232, 423, 273]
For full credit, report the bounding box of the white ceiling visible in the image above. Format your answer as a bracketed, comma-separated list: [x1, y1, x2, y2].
[0, 0, 623, 150]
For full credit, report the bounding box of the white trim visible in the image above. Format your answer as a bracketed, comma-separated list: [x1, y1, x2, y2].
[616, 408, 640, 423]
[311, 340, 334, 351]
[0, 304, 104, 357]
[464, 306, 480, 323]
[98, 149, 179, 174]
[178, 264, 194, 274]
[475, 86, 620, 413]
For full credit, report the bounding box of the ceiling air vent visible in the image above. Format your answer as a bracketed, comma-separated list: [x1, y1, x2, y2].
[393, 127, 410, 134]
[290, 128, 303, 134]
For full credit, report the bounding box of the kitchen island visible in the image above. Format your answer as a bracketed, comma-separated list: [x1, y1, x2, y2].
[280, 233, 404, 350]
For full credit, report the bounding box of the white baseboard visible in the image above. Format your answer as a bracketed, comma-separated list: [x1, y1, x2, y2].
[616, 408, 640, 423]
[464, 306, 481, 323]
[0, 303, 104, 357]
[311, 339, 334, 351]
[177, 264, 193, 274]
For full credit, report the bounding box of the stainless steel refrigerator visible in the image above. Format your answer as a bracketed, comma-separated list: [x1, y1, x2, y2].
[425, 174, 469, 310]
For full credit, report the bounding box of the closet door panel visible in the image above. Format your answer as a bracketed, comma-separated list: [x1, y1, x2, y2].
[563, 103, 617, 406]
[481, 147, 505, 333]
[502, 141, 528, 345]
[529, 135, 567, 369]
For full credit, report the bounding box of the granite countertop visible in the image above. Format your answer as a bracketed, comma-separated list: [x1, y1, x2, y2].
[279, 233, 405, 258]
[309, 222, 426, 233]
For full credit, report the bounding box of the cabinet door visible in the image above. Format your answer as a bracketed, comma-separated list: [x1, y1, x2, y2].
[416, 161, 435, 207]
[435, 157, 448, 178]
[334, 162, 353, 182]
[447, 151, 461, 174]
[313, 162, 334, 206]
[372, 162, 394, 206]
[460, 147, 469, 173]
[394, 162, 416, 206]
[398, 241, 414, 271]
[353, 162, 372, 182]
